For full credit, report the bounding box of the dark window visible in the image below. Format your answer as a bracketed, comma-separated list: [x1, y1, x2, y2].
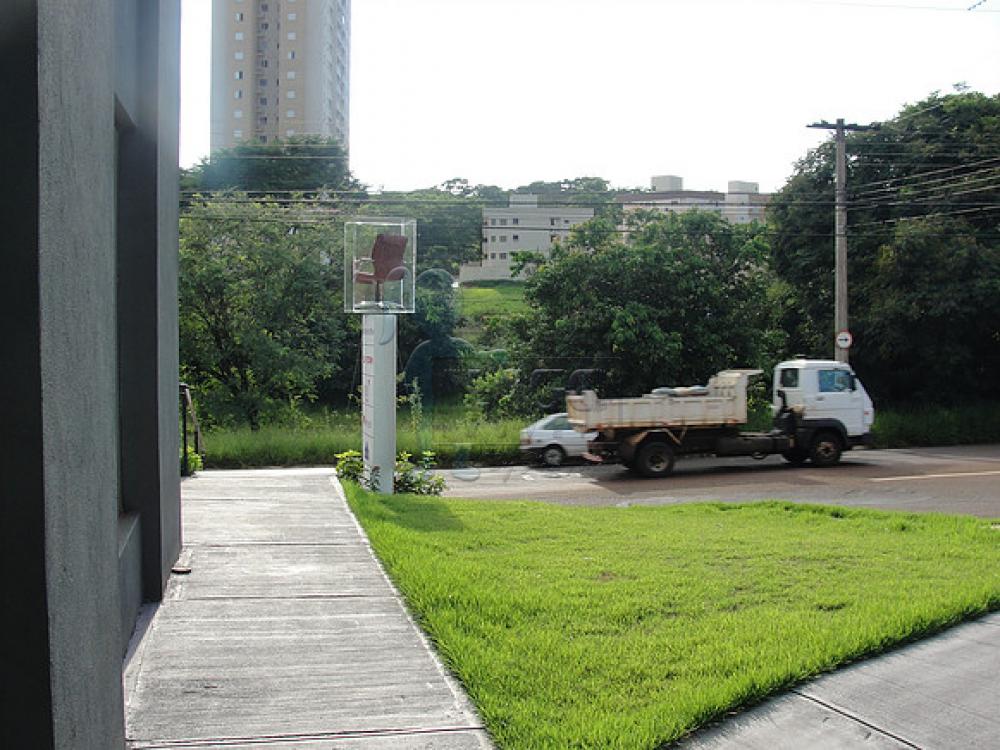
[779, 369, 799, 388]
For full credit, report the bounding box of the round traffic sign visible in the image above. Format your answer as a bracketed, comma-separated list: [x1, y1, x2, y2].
[836, 330, 853, 350]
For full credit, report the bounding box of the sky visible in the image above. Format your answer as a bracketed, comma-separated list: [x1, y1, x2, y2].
[180, 0, 1000, 194]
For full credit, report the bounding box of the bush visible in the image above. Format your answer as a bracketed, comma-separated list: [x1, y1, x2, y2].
[335, 449, 445, 496]
[181, 445, 203, 476]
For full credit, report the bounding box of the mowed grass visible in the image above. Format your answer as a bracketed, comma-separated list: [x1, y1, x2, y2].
[458, 281, 528, 318]
[345, 487, 1000, 749]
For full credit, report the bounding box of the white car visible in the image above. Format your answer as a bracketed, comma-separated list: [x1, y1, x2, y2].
[519, 413, 597, 467]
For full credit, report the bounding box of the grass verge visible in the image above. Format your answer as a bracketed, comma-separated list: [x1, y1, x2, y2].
[344, 486, 1000, 748]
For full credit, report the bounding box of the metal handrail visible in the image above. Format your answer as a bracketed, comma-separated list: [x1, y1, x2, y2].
[179, 383, 203, 476]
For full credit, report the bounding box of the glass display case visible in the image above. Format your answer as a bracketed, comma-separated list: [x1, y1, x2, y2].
[344, 219, 416, 314]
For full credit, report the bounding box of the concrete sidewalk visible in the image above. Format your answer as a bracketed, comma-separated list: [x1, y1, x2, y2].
[677, 612, 1000, 749]
[124, 468, 491, 749]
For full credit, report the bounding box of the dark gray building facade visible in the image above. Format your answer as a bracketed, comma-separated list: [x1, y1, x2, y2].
[1, 1, 182, 746]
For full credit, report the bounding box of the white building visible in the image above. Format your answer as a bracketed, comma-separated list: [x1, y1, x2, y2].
[618, 177, 770, 225]
[211, 0, 351, 151]
[458, 195, 594, 283]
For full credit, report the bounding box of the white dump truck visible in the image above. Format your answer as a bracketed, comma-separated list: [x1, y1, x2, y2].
[566, 359, 874, 477]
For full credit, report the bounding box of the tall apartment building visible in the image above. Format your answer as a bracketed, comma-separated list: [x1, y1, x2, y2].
[211, 0, 351, 152]
[458, 195, 595, 283]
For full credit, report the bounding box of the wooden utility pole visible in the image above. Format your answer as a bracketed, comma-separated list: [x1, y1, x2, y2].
[808, 118, 878, 363]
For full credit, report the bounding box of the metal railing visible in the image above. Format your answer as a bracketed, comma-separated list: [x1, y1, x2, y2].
[179, 382, 203, 476]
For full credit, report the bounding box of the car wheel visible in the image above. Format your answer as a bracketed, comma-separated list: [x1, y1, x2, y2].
[809, 431, 843, 467]
[541, 445, 566, 467]
[635, 440, 675, 478]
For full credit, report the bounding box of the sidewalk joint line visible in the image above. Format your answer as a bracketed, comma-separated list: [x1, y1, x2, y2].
[790, 689, 923, 748]
[127, 724, 489, 748]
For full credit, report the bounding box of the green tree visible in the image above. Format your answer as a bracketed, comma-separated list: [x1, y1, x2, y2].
[179, 195, 357, 428]
[471, 210, 782, 414]
[184, 135, 362, 194]
[769, 90, 1000, 402]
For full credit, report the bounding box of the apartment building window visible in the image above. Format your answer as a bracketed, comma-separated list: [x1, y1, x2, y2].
[499, 236, 507, 242]
[235, 12, 244, 21]
[259, 135, 267, 143]
[260, 22, 269, 31]
[288, 12, 297, 20]
[259, 96, 267, 105]
[287, 31, 297, 40]
[512, 218, 519, 225]
[234, 70, 243, 80]
[287, 71, 296, 79]
[287, 50, 296, 60]
[286, 90, 296, 99]
[490, 218, 496, 225]
[286, 129, 296, 136]
[234, 89, 243, 99]
[235, 32, 244, 40]
[490, 236, 496, 242]
[512, 234, 519, 241]
[500, 218, 507, 225]
[499, 253, 508, 260]
[233, 109, 243, 118]
[233, 129, 243, 139]
[258, 78, 267, 86]
[234, 51, 244, 60]
[490, 253, 497, 260]
[286, 109, 296, 117]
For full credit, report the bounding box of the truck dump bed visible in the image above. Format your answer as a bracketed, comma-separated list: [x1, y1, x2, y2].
[566, 369, 761, 431]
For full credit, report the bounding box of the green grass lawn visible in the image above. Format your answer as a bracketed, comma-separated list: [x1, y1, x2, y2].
[344, 486, 1000, 749]
[458, 281, 528, 318]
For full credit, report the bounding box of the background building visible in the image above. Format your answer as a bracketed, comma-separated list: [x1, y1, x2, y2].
[459, 195, 594, 283]
[2, 0, 181, 744]
[618, 176, 771, 225]
[211, 0, 351, 151]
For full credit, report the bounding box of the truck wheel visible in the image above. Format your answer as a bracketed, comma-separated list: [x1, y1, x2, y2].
[782, 448, 808, 465]
[636, 441, 675, 478]
[809, 432, 842, 467]
[541, 445, 565, 467]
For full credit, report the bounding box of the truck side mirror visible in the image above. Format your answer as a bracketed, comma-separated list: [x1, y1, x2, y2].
[850, 375, 857, 391]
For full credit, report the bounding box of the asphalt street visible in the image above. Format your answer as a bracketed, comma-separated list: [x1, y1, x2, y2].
[440, 445, 1000, 517]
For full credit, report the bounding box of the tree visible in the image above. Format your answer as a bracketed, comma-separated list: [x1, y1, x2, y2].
[473, 209, 782, 411]
[179, 195, 357, 428]
[184, 135, 362, 194]
[769, 90, 1000, 402]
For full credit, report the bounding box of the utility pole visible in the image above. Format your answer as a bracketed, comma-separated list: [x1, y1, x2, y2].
[807, 118, 878, 363]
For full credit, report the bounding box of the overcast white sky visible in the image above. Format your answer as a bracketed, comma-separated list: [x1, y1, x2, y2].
[181, 0, 1000, 193]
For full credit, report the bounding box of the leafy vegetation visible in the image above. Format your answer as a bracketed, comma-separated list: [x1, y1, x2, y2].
[345, 487, 1000, 748]
[769, 90, 1000, 404]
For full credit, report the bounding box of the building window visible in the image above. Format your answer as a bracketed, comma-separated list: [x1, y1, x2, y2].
[261, 59, 269, 68]
[259, 135, 267, 143]
[233, 129, 243, 139]
[286, 90, 296, 99]
[234, 89, 243, 99]
[490, 253, 497, 260]
[512, 234, 519, 241]
[234, 70, 243, 80]
[499, 253, 508, 260]
[490, 236, 496, 242]
[490, 218, 496, 225]
[234, 51, 244, 60]
[288, 12, 297, 20]
[259, 97, 267, 105]
[258, 78, 267, 86]
[286, 129, 296, 136]
[287, 50, 296, 60]
[550, 218, 558, 226]
[287, 71, 296, 79]
[500, 218, 507, 225]
[235, 12, 244, 21]
[512, 218, 519, 225]
[235, 32, 244, 40]
[286, 109, 296, 117]
[500, 236, 507, 242]
[287, 31, 297, 40]
[233, 109, 243, 118]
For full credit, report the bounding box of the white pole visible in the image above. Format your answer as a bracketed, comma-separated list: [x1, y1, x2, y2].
[362, 314, 396, 493]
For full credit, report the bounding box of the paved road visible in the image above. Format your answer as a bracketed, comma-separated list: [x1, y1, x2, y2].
[441, 445, 1000, 517]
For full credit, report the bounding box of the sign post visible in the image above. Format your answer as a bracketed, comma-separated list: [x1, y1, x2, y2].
[345, 219, 416, 494]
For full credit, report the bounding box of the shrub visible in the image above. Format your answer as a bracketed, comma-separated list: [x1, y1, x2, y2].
[180, 445, 203, 476]
[335, 449, 445, 495]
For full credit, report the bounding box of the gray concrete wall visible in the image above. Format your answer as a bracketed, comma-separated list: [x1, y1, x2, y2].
[0, 0, 181, 745]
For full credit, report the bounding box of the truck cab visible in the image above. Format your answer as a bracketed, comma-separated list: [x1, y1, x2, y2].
[773, 359, 874, 465]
